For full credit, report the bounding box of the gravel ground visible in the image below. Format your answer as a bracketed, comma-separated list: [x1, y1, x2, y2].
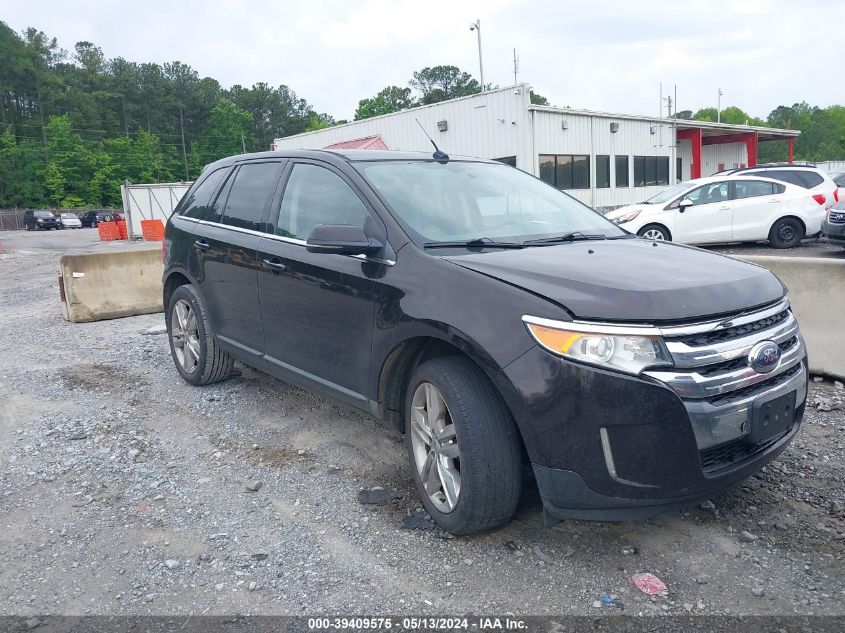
[1, 229, 844, 619]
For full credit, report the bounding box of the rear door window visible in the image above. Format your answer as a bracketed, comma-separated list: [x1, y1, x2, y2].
[180, 167, 229, 219]
[734, 180, 775, 199]
[220, 162, 282, 232]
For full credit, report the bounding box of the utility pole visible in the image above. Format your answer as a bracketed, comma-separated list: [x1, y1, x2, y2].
[179, 108, 189, 181]
[513, 48, 519, 86]
[717, 88, 723, 123]
[469, 20, 484, 91]
[241, 132, 246, 154]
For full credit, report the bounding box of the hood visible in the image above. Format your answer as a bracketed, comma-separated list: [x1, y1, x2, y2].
[443, 238, 785, 322]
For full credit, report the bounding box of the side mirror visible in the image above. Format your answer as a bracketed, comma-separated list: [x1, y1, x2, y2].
[678, 198, 694, 213]
[306, 224, 383, 255]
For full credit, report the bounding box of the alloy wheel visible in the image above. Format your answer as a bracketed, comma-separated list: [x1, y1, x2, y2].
[410, 382, 462, 513]
[642, 228, 666, 240]
[171, 299, 200, 374]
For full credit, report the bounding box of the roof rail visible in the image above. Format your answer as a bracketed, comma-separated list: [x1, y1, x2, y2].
[736, 162, 817, 170]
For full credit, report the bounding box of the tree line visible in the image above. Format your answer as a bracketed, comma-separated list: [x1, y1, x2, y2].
[0, 21, 842, 209]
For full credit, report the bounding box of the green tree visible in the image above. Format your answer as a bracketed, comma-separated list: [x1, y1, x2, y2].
[529, 91, 549, 106]
[354, 85, 415, 120]
[409, 65, 480, 104]
[189, 98, 252, 174]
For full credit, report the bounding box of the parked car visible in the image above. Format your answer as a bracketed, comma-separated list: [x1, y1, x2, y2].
[605, 175, 825, 248]
[164, 150, 807, 534]
[717, 163, 839, 210]
[57, 212, 82, 229]
[80, 210, 116, 228]
[822, 175, 845, 246]
[24, 209, 59, 230]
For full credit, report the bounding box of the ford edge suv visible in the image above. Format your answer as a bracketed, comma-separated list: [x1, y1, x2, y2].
[163, 150, 807, 535]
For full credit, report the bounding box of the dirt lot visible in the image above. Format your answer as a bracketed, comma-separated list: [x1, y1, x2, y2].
[1, 229, 844, 619]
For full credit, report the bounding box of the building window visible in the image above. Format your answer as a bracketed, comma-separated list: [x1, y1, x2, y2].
[538, 154, 590, 190]
[596, 155, 610, 188]
[615, 155, 629, 187]
[633, 156, 670, 187]
[676, 157, 683, 182]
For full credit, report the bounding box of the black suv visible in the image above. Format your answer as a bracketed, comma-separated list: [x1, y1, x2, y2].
[24, 209, 59, 230]
[163, 150, 807, 534]
[80, 210, 115, 227]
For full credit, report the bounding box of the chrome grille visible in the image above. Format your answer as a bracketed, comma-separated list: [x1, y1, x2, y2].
[829, 210, 845, 225]
[643, 298, 806, 459]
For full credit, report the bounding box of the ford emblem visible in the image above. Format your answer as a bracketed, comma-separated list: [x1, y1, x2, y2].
[748, 340, 781, 374]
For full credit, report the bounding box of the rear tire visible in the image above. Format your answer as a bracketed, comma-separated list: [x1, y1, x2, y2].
[405, 356, 522, 535]
[768, 217, 803, 249]
[637, 224, 671, 241]
[167, 284, 234, 386]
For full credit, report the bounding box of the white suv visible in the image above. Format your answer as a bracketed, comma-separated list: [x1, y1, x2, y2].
[606, 175, 826, 248]
[720, 164, 839, 210]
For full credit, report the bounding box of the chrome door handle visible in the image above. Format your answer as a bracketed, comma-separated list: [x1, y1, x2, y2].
[719, 206, 731, 210]
[261, 258, 287, 273]
[193, 239, 210, 251]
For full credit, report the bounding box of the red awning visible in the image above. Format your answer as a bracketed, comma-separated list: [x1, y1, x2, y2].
[324, 135, 388, 150]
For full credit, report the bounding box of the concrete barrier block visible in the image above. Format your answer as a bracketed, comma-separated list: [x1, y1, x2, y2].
[740, 255, 845, 380]
[59, 246, 164, 322]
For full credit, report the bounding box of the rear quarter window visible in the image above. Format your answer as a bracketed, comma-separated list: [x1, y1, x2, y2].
[797, 171, 824, 188]
[179, 168, 229, 219]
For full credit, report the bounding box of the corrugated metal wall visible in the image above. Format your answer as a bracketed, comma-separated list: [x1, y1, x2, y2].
[273, 86, 532, 169]
[532, 110, 677, 208]
[273, 90, 767, 211]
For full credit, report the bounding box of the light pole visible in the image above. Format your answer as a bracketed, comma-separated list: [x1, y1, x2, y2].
[717, 88, 723, 123]
[469, 19, 484, 91]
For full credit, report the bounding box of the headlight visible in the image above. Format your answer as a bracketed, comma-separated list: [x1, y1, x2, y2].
[610, 210, 641, 225]
[523, 316, 673, 374]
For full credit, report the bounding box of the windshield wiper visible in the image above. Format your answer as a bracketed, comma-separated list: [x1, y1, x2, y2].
[423, 237, 525, 250]
[523, 231, 608, 245]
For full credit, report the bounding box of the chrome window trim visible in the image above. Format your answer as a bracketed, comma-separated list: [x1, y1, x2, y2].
[192, 218, 395, 266]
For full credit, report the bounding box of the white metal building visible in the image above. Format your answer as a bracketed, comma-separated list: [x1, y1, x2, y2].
[273, 85, 799, 210]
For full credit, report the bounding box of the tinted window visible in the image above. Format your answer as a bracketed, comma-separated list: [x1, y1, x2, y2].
[797, 171, 823, 188]
[180, 168, 228, 219]
[596, 155, 610, 189]
[538, 154, 590, 190]
[278, 164, 370, 239]
[615, 155, 629, 187]
[760, 169, 807, 188]
[220, 163, 280, 231]
[633, 156, 669, 186]
[735, 180, 775, 199]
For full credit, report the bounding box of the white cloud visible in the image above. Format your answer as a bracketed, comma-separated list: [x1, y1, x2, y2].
[0, 0, 840, 121]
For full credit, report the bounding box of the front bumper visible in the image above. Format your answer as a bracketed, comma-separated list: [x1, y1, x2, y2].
[823, 217, 845, 243]
[499, 300, 807, 521]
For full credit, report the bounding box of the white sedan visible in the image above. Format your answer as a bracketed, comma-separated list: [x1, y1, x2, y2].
[605, 176, 826, 248]
[57, 213, 83, 229]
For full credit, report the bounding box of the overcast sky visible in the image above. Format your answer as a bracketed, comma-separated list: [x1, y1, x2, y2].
[1, 0, 840, 121]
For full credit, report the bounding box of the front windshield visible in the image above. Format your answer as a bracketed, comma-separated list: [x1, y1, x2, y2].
[644, 181, 693, 204]
[34, 211, 54, 218]
[61, 213, 76, 219]
[355, 160, 624, 244]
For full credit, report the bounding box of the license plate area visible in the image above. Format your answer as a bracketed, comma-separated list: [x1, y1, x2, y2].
[748, 390, 795, 445]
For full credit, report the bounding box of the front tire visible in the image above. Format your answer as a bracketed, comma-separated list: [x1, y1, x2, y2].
[637, 224, 671, 241]
[768, 217, 803, 249]
[405, 356, 522, 535]
[167, 284, 234, 386]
